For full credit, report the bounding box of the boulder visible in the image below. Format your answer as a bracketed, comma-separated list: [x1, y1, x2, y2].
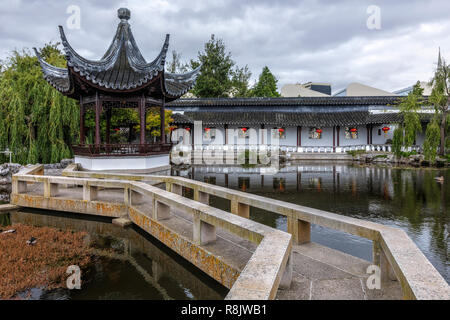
[60, 159, 74, 169]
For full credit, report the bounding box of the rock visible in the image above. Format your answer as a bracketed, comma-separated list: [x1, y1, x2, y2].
[44, 163, 61, 169]
[435, 157, 446, 168]
[60, 159, 74, 169]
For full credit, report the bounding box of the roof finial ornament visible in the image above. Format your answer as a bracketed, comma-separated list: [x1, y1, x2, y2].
[118, 8, 131, 21]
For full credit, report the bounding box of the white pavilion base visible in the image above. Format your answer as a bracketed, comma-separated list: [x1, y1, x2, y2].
[75, 154, 170, 171]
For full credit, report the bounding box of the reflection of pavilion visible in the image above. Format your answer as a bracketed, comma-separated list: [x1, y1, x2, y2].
[35, 8, 200, 170]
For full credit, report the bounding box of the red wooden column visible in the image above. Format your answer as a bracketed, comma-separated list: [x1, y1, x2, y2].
[94, 92, 101, 147]
[224, 124, 229, 145]
[79, 97, 85, 145]
[105, 108, 111, 145]
[160, 97, 166, 144]
[336, 126, 340, 147]
[139, 96, 146, 146]
[333, 126, 336, 152]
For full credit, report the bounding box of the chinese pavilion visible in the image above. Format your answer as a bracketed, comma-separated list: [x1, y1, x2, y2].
[35, 8, 200, 170]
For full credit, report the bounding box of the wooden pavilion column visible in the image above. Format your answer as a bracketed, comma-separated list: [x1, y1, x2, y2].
[139, 96, 146, 147]
[95, 92, 101, 147]
[105, 108, 112, 145]
[333, 126, 336, 152]
[79, 97, 85, 145]
[224, 124, 229, 145]
[160, 97, 166, 144]
[297, 126, 302, 147]
[336, 126, 340, 147]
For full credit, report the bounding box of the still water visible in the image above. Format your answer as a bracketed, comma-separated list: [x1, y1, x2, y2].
[172, 162, 449, 284]
[1, 209, 227, 300]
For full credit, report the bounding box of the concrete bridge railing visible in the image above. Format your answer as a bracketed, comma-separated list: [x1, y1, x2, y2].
[61, 163, 450, 300]
[11, 164, 292, 300]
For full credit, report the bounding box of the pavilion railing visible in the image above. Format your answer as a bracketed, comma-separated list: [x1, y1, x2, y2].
[72, 143, 172, 157]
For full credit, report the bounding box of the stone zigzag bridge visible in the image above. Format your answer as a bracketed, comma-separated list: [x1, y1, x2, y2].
[6, 164, 450, 300]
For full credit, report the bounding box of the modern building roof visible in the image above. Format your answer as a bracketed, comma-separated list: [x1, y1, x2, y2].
[281, 84, 330, 97]
[34, 8, 200, 102]
[393, 81, 433, 96]
[333, 82, 398, 97]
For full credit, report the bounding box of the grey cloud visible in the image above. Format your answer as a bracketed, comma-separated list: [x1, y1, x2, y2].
[0, 0, 448, 93]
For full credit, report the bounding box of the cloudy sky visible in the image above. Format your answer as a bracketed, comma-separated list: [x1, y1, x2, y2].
[1, 0, 449, 93]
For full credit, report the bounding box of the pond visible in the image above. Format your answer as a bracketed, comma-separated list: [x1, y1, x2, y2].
[172, 162, 449, 284]
[1, 209, 227, 300]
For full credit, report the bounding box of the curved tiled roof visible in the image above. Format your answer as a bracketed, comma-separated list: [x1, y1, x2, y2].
[167, 96, 405, 107]
[33, 48, 72, 94]
[34, 8, 200, 100]
[171, 111, 433, 127]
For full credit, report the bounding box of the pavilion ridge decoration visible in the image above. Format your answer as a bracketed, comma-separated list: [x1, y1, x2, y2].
[34, 8, 201, 157]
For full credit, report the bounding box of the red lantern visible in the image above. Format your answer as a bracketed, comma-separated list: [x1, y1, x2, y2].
[316, 129, 323, 134]
[382, 126, 390, 133]
[278, 128, 285, 133]
[185, 127, 191, 132]
[350, 128, 357, 133]
[241, 127, 248, 132]
[114, 128, 120, 132]
[205, 128, 210, 131]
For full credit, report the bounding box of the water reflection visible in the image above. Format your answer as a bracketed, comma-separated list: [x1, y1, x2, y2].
[6, 209, 227, 300]
[172, 163, 449, 283]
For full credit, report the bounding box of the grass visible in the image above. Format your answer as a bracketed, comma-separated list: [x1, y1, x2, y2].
[0, 224, 92, 299]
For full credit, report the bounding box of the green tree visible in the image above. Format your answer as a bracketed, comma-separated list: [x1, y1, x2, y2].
[429, 51, 450, 156]
[192, 35, 235, 98]
[166, 50, 190, 73]
[251, 66, 280, 97]
[231, 65, 252, 97]
[0, 43, 78, 164]
[392, 127, 404, 158]
[423, 117, 441, 161]
[392, 81, 424, 157]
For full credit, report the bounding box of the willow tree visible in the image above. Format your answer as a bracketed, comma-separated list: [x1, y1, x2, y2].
[429, 52, 449, 156]
[0, 44, 79, 164]
[392, 81, 424, 157]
